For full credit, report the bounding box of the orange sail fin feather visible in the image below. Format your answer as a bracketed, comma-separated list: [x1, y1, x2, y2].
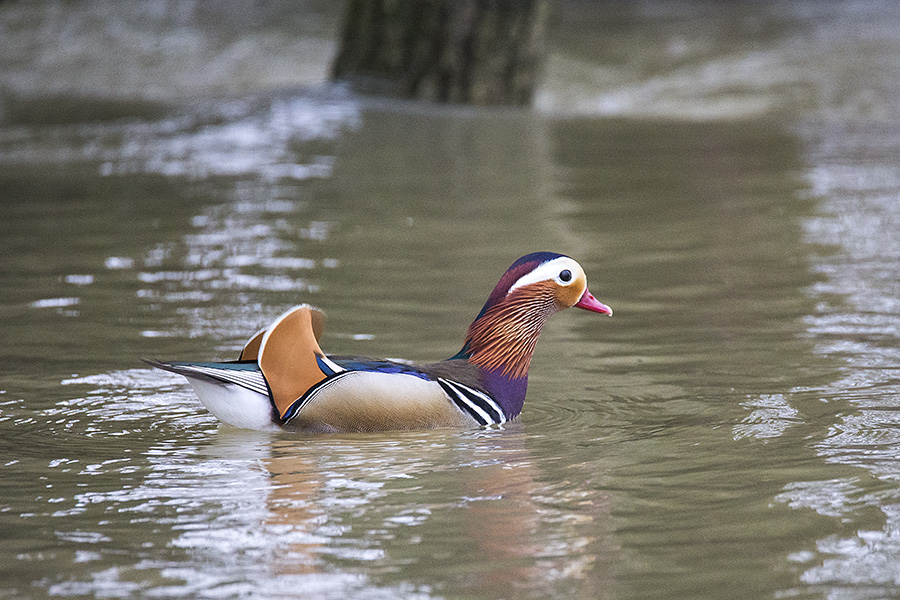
[257, 305, 332, 419]
[238, 328, 265, 361]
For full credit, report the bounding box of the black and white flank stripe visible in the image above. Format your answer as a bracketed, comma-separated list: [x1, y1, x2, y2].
[172, 363, 270, 397]
[437, 378, 506, 426]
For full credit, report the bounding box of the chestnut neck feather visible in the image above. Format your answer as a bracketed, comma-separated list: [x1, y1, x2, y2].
[460, 281, 559, 380]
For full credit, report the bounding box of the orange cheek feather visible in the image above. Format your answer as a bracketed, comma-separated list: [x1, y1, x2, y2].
[554, 275, 587, 308]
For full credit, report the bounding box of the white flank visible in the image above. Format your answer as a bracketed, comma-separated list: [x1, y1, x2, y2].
[288, 371, 472, 428]
[297, 371, 443, 415]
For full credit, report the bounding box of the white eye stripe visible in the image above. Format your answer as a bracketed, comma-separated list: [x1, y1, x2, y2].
[508, 257, 583, 294]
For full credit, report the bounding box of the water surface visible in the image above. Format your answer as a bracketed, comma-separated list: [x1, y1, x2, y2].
[2, 2, 900, 599]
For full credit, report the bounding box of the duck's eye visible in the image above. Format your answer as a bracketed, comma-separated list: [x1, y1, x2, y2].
[559, 269, 572, 283]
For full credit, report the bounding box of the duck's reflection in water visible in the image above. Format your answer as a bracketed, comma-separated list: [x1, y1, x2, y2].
[219, 425, 618, 597]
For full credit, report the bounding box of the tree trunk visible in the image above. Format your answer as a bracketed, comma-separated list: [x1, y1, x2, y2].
[331, 0, 550, 106]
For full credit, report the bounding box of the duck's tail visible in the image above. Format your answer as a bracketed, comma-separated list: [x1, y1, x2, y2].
[142, 358, 279, 430]
[144, 304, 340, 425]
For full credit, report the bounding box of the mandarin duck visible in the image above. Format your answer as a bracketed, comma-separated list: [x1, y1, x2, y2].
[146, 252, 612, 432]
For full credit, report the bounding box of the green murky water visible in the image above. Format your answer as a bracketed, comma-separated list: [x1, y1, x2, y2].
[3, 2, 900, 599]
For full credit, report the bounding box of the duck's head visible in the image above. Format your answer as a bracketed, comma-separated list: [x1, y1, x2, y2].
[496, 253, 612, 316]
[459, 252, 612, 380]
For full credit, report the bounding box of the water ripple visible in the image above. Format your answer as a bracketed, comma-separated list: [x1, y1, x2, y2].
[792, 107, 900, 590]
[733, 393, 802, 441]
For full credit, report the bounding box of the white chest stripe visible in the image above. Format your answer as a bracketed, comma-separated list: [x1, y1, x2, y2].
[437, 378, 506, 426]
[317, 354, 346, 374]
